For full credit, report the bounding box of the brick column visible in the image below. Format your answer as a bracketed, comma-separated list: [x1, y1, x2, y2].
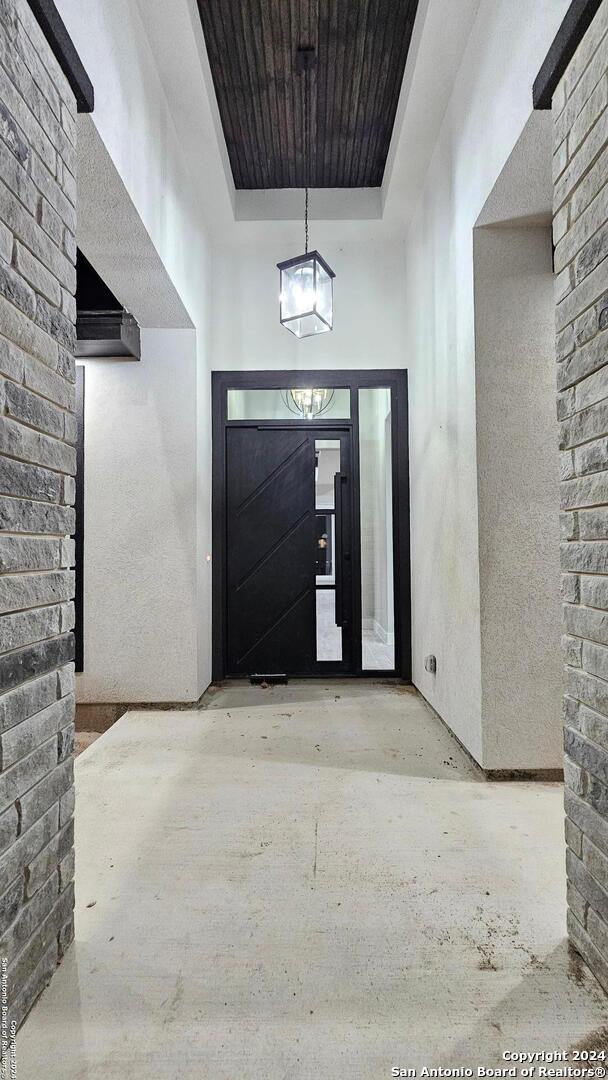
[553, 1, 608, 993]
[0, 0, 76, 1027]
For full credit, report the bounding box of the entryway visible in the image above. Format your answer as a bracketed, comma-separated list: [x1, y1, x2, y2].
[212, 371, 411, 681]
[16, 680, 606, 1079]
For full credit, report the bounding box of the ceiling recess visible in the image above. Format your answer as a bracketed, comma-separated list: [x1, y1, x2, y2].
[196, 0, 419, 190]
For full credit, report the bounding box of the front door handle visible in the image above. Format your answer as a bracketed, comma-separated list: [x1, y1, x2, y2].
[334, 472, 346, 627]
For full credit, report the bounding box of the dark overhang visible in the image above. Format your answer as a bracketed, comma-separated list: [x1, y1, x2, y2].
[76, 311, 141, 360]
[26, 0, 94, 112]
[76, 251, 141, 361]
[533, 0, 603, 109]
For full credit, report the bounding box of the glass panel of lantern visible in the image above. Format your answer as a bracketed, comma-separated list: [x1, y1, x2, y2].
[277, 250, 335, 338]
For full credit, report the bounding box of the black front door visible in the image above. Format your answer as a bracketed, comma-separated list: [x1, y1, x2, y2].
[225, 425, 352, 676]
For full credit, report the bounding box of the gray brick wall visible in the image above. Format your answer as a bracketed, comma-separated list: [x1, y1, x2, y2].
[0, 0, 77, 1029]
[554, 0, 608, 994]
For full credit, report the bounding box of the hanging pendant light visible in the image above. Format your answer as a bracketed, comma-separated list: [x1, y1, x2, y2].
[277, 46, 335, 338]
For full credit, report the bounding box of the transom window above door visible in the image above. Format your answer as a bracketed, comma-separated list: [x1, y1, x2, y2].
[227, 388, 351, 421]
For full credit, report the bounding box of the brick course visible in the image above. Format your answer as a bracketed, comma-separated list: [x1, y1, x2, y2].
[554, 0, 608, 994]
[0, 0, 76, 1029]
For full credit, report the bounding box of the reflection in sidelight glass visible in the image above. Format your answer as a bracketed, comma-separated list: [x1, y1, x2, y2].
[315, 513, 333, 577]
[316, 591, 341, 662]
[359, 389, 395, 670]
[282, 387, 334, 419]
[315, 439, 342, 661]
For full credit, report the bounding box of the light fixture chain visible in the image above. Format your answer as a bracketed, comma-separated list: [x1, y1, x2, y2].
[277, 44, 333, 337]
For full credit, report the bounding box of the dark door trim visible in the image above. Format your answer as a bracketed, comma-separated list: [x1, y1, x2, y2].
[211, 369, 411, 682]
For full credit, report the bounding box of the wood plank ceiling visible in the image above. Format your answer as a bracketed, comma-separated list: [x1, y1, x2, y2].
[196, 0, 419, 189]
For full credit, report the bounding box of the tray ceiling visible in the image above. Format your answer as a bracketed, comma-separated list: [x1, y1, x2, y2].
[197, 0, 419, 190]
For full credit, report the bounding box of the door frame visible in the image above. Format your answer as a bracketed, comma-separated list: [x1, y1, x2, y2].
[211, 369, 411, 682]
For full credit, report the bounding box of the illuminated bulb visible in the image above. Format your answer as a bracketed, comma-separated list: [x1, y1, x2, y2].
[277, 252, 335, 338]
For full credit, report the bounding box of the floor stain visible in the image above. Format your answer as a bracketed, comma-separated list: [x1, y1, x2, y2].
[568, 1025, 608, 1054]
[163, 975, 185, 1025]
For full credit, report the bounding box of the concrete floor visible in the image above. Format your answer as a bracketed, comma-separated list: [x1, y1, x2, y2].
[16, 681, 607, 1078]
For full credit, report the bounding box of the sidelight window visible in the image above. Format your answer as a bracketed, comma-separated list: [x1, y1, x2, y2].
[359, 388, 395, 670]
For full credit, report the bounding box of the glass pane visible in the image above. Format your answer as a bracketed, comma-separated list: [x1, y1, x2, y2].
[359, 388, 395, 670]
[315, 262, 332, 327]
[315, 439, 341, 662]
[227, 388, 350, 421]
[316, 590, 342, 662]
[280, 259, 315, 320]
[283, 312, 331, 338]
[315, 514, 334, 580]
[315, 440, 340, 509]
[315, 513, 335, 583]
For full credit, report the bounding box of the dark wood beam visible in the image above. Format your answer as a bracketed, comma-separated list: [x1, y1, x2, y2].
[533, 0, 603, 109]
[26, 0, 94, 112]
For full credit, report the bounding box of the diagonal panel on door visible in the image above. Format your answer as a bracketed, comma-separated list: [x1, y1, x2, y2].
[226, 427, 315, 675]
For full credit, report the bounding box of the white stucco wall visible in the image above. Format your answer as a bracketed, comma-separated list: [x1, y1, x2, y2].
[55, 0, 215, 698]
[77, 331, 199, 702]
[404, 0, 569, 766]
[211, 236, 406, 374]
[474, 226, 562, 770]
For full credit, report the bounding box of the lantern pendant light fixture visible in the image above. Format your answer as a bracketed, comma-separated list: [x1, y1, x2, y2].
[277, 46, 335, 338]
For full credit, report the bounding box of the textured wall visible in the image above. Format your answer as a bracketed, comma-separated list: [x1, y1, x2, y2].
[554, 0, 608, 993]
[0, 0, 77, 1028]
[474, 225, 563, 771]
[404, 0, 570, 768]
[75, 330, 199, 704]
